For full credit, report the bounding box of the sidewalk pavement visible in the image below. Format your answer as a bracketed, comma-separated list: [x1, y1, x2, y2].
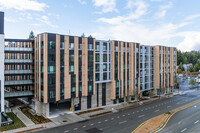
[5, 93, 176, 133]
[13, 107, 35, 126]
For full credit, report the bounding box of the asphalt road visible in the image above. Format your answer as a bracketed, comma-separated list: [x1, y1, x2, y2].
[34, 90, 200, 133]
[160, 94, 200, 133]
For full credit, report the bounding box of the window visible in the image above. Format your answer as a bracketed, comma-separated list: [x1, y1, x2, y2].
[69, 43, 74, 50]
[60, 42, 64, 49]
[69, 55, 74, 62]
[103, 55, 107, 62]
[88, 44, 93, 51]
[48, 41, 55, 49]
[96, 73, 100, 81]
[103, 64, 107, 71]
[103, 45, 107, 51]
[60, 54, 64, 62]
[79, 43, 82, 50]
[71, 87, 76, 93]
[60, 77, 64, 84]
[88, 85, 93, 92]
[103, 73, 107, 80]
[96, 64, 100, 71]
[116, 82, 119, 87]
[60, 66, 64, 73]
[79, 86, 82, 92]
[69, 65, 74, 72]
[41, 66, 44, 73]
[79, 55, 82, 62]
[48, 66, 55, 73]
[96, 44, 100, 51]
[88, 55, 93, 62]
[48, 54, 55, 62]
[41, 41, 44, 49]
[88, 75, 93, 81]
[49, 90, 55, 98]
[79, 75, 82, 82]
[48, 77, 55, 85]
[96, 54, 100, 62]
[115, 46, 118, 52]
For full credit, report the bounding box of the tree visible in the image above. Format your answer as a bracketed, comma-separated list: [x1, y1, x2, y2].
[178, 63, 184, 71]
[177, 69, 182, 74]
[189, 78, 196, 86]
[29, 31, 35, 40]
[194, 63, 200, 72]
[81, 33, 85, 37]
[88, 35, 93, 38]
[189, 66, 194, 72]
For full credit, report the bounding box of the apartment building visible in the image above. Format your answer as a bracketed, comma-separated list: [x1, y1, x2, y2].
[140, 45, 155, 97]
[154, 46, 177, 95]
[0, 11, 5, 123]
[0, 11, 177, 117]
[4, 39, 34, 93]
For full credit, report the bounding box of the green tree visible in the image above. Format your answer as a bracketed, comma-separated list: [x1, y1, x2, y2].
[189, 66, 194, 72]
[189, 78, 196, 86]
[194, 64, 200, 72]
[29, 31, 35, 40]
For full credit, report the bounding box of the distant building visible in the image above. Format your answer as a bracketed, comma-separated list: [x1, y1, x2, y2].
[183, 63, 193, 71]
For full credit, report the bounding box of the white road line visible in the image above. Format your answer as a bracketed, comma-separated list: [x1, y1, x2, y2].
[194, 120, 199, 124]
[141, 110, 143, 111]
[122, 115, 125, 117]
[90, 123, 94, 126]
[145, 108, 147, 110]
[105, 120, 108, 122]
[137, 111, 139, 112]
[154, 109, 159, 112]
[111, 118, 114, 120]
[119, 120, 127, 124]
[181, 128, 187, 132]
[167, 106, 171, 108]
[73, 128, 78, 130]
[128, 113, 130, 115]
[98, 121, 101, 124]
[132, 112, 135, 114]
[64, 130, 69, 133]
[138, 115, 145, 118]
[82, 125, 86, 128]
[117, 116, 120, 118]
[149, 107, 151, 109]
[178, 121, 182, 124]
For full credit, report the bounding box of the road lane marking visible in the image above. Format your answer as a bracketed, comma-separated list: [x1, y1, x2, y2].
[194, 120, 199, 124]
[117, 116, 120, 118]
[90, 123, 94, 126]
[82, 125, 86, 128]
[128, 113, 130, 115]
[105, 119, 108, 122]
[141, 110, 143, 111]
[73, 128, 78, 130]
[98, 121, 101, 124]
[154, 109, 159, 112]
[181, 128, 187, 132]
[178, 121, 182, 124]
[122, 115, 125, 117]
[137, 111, 139, 112]
[167, 106, 171, 108]
[111, 118, 114, 120]
[119, 120, 127, 124]
[138, 115, 145, 118]
[64, 130, 69, 133]
[132, 112, 135, 114]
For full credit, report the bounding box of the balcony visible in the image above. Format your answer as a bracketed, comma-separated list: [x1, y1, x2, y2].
[4, 70, 33, 75]
[4, 59, 33, 63]
[4, 47, 33, 52]
[5, 80, 33, 86]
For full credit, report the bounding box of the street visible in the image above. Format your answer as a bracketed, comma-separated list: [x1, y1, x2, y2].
[34, 89, 200, 133]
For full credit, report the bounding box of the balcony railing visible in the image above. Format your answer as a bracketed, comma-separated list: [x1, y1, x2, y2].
[4, 59, 33, 63]
[5, 80, 33, 86]
[4, 70, 33, 74]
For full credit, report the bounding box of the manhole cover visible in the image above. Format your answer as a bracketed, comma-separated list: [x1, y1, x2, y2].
[86, 128, 102, 133]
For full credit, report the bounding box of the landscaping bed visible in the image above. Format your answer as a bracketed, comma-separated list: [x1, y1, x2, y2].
[89, 111, 112, 117]
[76, 108, 104, 115]
[135, 113, 169, 133]
[20, 106, 51, 124]
[0, 112, 26, 132]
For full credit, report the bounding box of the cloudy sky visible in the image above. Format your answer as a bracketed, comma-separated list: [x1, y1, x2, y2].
[0, 0, 200, 51]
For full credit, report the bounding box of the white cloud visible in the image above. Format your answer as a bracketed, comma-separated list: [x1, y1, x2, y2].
[155, 1, 173, 18]
[0, 0, 48, 11]
[98, 0, 148, 24]
[5, 17, 16, 23]
[93, 0, 117, 13]
[77, 0, 87, 5]
[185, 14, 200, 21]
[177, 31, 200, 52]
[39, 16, 58, 28]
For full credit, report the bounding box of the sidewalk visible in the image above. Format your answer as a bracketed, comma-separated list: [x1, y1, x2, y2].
[6, 93, 176, 133]
[13, 107, 35, 127]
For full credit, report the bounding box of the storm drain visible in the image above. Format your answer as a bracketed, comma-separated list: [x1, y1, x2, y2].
[86, 127, 102, 133]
